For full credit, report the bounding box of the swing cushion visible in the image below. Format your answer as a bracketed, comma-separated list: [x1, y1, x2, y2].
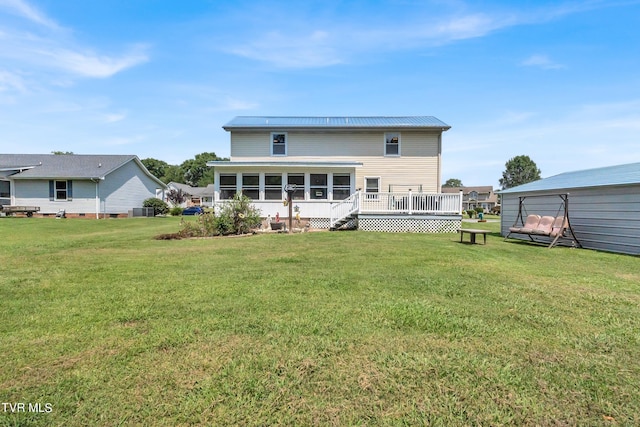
[550, 216, 566, 237]
[532, 216, 555, 235]
[509, 214, 541, 233]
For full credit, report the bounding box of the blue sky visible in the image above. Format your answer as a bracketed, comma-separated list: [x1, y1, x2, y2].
[1, 0, 639, 187]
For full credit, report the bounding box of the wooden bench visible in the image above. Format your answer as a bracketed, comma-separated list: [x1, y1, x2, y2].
[458, 228, 488, 245]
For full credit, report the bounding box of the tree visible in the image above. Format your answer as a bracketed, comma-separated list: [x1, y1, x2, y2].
[181, 152, 228, 187]
[141, 158, 170, 181]
[443, 178, 463, 188]
[499, 155, 542, 189]
[51, 151, 74, 155]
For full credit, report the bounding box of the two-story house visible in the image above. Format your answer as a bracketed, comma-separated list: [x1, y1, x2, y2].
[441, 186, 499, 213]
[208, 116, 463, 232]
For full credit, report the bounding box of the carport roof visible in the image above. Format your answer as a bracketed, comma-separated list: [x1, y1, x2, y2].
[499, 161, 640, 194]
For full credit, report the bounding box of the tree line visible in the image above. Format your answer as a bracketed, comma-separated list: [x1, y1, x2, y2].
[141, 152, 228, 187]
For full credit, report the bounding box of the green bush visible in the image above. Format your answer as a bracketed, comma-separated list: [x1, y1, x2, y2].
[178, 192, 261, 237]
[143, 198, 169, 216]
[466, 209, 475, 218]
[474, 207, 484, 214]
[169, 206, 184, 216]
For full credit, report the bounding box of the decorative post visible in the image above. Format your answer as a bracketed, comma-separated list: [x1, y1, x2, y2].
[284, 184, 297, 234]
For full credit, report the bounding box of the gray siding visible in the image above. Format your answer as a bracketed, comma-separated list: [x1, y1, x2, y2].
[101, 160, 162, 213]
[12, 160, 162, 215]
[501, 185, 640, 255]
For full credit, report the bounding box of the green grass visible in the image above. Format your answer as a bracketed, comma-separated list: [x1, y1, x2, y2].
[1, 217, 639, 426]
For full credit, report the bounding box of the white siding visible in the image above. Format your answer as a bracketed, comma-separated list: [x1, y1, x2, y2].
[14, 180, 96, 214]
[501, 185, 640, 255]
[230, 130, 441, 192]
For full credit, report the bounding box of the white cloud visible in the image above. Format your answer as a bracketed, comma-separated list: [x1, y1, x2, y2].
[103, 113, 126, 123]
[0, 0, 149, 81]
[0, 70, 26, 92]
[521, 54, 565, 70]
[0, 0, 60, 29]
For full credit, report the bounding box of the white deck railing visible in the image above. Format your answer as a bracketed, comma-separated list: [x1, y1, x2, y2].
[331, 190, 463, 227]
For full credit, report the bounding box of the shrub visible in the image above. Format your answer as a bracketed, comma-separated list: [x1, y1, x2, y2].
[169, 206, 184, 216]
[178, 192, 261, 237]
[466, 209, 475, 218]
[474, 207, 484, 214]
[143, 198, 169, 216]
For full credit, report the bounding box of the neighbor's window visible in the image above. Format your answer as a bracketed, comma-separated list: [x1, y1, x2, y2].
[265, 174, 283, 200]
[332, 174, 351, 200]
[271, 132, 287, 156]
[310, 174, 327, 200]
[55, 180, 68, 201]
[241, 174, 259, 200]
[0, 180, 9, 198]
[385, 132, 400, 156]
[219, 174, 237, 200]
[287, 174, 304, 200]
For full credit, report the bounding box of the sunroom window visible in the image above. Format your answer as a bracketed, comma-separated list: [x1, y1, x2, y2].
[242, 174, 259, 200]
[332, 174, 351, 200]
[287, 174, 304, 200]
[219, 174, 237, 200]
[310, 174, 327, 200]
[265, 174, 283, 200]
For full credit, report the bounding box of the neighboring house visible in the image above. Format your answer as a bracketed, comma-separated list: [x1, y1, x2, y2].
[441, 186, 499, 212]
[208, 116, 463, 232]
[0, 154, 166, 218]
[166, 182, 214, 207]
[499, 162, 640, 255]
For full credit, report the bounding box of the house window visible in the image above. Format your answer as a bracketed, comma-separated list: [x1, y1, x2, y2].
[271, 132, 287, 156]
[365, 177, 380, 200]
[242, 174, 259, 200]
[0, 180, 9, 206]
[219, 174, 237, 200]
[385, 133, 400, 156]
[287, 174, 304, 200]
[265, 174, 283, 200]
[332, 174, 351, 200]
[310, 174, 327, 200]
[55, 180, 68, 201]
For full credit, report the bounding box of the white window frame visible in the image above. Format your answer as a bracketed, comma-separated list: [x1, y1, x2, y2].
[271, 132, 287, 156]
[54, 180, 68, 201]
[219, 174, 238, 200]
[384, 132, 401, 156]
[332, 173, 351, 200]
[264, 173, 283, 200]
[364, 176, 380, 200]
[309, 173, 328, 200]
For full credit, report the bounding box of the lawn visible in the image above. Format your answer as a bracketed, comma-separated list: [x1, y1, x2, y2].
[1, 217, 639, 426]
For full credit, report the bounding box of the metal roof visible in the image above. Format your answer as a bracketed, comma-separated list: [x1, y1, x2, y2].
[208, 160, 363, 168]
[0, 154, 165, 185]
[500, 161, 640, 194]
[223, 116, 450, 130]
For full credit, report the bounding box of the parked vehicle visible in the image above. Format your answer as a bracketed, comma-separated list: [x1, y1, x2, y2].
[182, 206, 204, 215]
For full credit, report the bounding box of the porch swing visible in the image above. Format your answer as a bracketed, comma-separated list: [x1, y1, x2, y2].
[505, 194, 582, 249]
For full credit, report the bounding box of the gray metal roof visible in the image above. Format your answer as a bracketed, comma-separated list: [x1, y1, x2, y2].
[223, 116, 450, 130]
[500, 162, 640, 194]
[0, 154, 164, 185]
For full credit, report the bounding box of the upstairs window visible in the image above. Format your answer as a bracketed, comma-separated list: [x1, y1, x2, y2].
[385, 133, 400, 156]
[271, 132, 287, 156]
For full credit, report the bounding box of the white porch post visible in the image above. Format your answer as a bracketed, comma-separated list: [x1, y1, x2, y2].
[459, 189, 464, 214]
[408, 189, 413, 214]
